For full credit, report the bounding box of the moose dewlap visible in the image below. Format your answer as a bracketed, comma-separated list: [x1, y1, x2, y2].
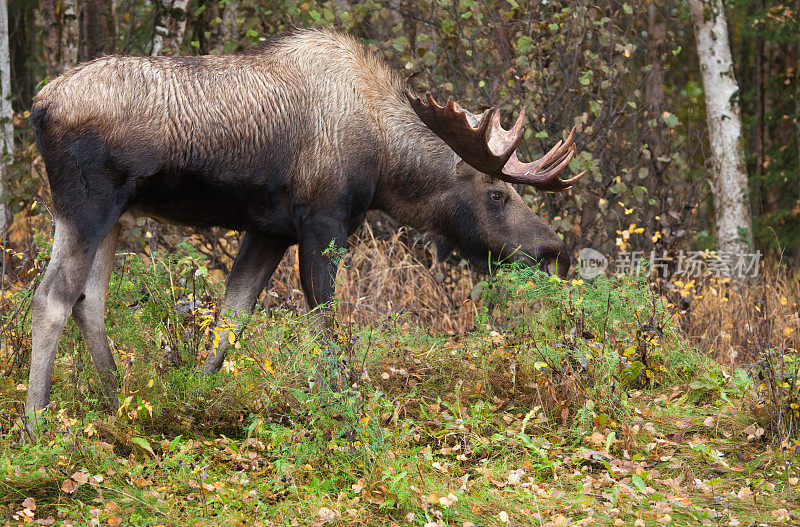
[25, 28, 584, 419]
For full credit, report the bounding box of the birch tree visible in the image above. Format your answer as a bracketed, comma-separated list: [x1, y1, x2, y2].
[689, 0, 753, 258]
[151, 0, 190, 56]
[0, 0, 12, 233]
[60, 0, 80, 70]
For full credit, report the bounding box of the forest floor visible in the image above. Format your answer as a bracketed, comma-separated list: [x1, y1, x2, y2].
[1, 257, 799, 527]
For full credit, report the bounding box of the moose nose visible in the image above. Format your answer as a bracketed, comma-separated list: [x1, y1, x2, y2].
[555, 249, 570, 278]
[542, 245, 570, 278]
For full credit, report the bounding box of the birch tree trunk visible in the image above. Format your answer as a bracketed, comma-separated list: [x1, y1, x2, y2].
[0, 0, 12, 233]
[151, 0, 190, 56]
[689, 0, 753, 258]
[61, 0, 80, 71]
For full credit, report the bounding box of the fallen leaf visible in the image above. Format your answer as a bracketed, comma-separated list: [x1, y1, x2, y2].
[107, 517, 122, 527]
[317, 507, 336, 524]
[439, 493, 458, 507]
[61, 479, 76, 494]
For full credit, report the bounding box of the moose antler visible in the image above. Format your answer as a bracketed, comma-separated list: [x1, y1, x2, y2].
[405, 90, 586, 191]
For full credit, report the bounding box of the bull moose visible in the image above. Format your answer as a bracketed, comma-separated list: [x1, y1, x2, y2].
[25, 29, 584, 417]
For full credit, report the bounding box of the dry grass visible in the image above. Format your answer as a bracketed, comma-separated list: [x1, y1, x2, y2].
[673, 260, 800, 365]
[266, 219, 478, 334]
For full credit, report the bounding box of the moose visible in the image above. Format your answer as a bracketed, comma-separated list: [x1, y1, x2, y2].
[25, 28, 584, 418]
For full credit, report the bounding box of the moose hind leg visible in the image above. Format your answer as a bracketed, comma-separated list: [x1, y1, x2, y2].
[71, 222, 121, 409]
[26, 221, 106, 416]
[203, 232, 289, 375]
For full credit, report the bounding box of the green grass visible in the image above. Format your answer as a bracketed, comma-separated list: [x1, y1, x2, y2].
[1, 258, 798, 526]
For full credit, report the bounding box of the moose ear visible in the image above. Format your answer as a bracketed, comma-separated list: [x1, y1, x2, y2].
[454, 159, 477, 181]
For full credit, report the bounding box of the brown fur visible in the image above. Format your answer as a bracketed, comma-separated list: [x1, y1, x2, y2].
[34, 30, 446, 207]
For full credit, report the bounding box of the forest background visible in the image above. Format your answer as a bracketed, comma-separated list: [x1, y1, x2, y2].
[0, 0, 798, 274]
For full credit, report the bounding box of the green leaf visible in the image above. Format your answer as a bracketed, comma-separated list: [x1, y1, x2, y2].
[167, 435, 184, 454]
[392, 36, 409, 51]
[517, 35, 533, 54]
[604, 432, 616, 452]
[622, 3, 633, 14]
[441, 17, 455, 34]
[631, 474, 646, 493]
[621, 360, 645, 386]
[662, 112, 679, 128]
[132, 436, 156, 459]
[534, 130, 549, 139]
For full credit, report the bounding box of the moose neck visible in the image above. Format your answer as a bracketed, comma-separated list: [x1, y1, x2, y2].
[373, 105, 460, 233]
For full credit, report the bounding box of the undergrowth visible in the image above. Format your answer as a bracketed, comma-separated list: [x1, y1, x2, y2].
[0, 245, 799, 526]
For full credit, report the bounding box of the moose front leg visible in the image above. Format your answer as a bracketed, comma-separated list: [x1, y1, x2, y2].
[298, 215, 348, 326]
[298, 215, 348, 391]
[203, 232, 289, 374]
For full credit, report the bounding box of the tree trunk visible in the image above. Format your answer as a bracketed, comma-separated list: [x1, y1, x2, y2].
[209, 0, 238, 54]
[82, 0, 114, 59]
[796, 44, 800, 185]
[0, 0, 11, 233]
[643, 0, 668, 232]
[644, 0, 667, 157]
[689, 0, 753, 259]
[39, 0, 61, 77]
[61, 0, 80, 70]
[745, 0, 766, 216]
[151, 0, 190, 56]
[219, 1, 238, 51]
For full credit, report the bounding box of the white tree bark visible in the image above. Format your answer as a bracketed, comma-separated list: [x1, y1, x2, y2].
[60, 0, 80, 70]
[689, 0, 753, 258]
[0, 0, 12, 233]
[151, 0, 190, 56]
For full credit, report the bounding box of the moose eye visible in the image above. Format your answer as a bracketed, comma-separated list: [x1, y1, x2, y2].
[490, 191, 504, 202]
